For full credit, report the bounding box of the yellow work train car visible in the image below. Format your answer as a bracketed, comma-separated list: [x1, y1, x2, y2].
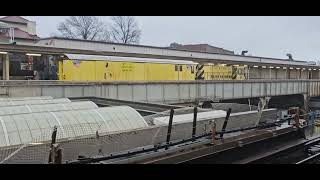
[203, 65, 233, 80]
[203, 65, 247, 80]
[59, 54, 196, 81]
[232, 65, 247, 80]
[58, 54, 247, 81]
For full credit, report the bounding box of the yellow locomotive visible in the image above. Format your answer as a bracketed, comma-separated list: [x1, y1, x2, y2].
[56, 54, 247, 81]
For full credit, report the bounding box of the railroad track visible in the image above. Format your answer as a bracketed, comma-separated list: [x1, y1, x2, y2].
[295, 139, 320, 164]
[247, 135, 320, 164]
[295, 153, 320, 164]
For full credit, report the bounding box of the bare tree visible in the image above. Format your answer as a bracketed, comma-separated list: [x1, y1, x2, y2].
[58, 16, 109, 41]
[110, 16, 141, 44]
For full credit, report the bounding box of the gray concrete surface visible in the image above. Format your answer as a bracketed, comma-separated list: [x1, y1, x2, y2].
[0, 80, 318, 104]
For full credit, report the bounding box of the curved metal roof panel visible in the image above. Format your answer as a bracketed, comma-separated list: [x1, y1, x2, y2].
[0, 106, 148, 147]
[0, 101, 98, 116]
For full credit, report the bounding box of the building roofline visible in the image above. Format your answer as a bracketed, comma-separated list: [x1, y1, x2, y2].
[0, 28, 40, 40]
[177, 43, 226, 50]
[0, 20, 27, 25]
[0, 16, 30, 25]
[39, 36, 308, 63]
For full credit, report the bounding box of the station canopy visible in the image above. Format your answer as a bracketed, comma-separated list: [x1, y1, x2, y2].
[65, 54, 198, 65]
[0, 106, 148, 147]
[0, 101, 98, 116]
[0, 98, 71, 107]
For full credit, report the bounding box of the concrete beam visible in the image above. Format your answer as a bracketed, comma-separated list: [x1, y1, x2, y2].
[303, 94, 310, 111]
[0, 79, 318, 104]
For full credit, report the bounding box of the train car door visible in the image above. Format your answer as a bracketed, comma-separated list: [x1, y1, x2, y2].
[185, 64, 195, 80]
[174, 65, 183, 80]
[104, 62, 109, 81]
[104, 61, 116, 81]
[61, 60, 72, 80]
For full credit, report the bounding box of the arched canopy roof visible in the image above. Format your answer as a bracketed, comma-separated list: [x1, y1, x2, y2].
[0, 106, 148, 147]
[0, 101, 98, 116]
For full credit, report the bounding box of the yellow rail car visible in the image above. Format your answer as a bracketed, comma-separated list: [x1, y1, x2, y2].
[59, 54, 196, 81]
[232, 65, 246, 80]
[58, 54, 247, 81]
[204, 65, 233, 80]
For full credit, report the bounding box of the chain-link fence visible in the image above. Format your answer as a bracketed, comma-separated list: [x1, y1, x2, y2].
[0, 106, 284, 164]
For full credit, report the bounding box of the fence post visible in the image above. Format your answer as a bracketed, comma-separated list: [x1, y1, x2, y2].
[48, 126, 62, 164]
[220, 108, 232, 138]
[165, 108, 174, 150]
[211, 120, 217, 145]
[192, 107, 198, 141]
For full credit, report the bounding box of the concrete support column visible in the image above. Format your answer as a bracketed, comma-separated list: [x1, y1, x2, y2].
[2, 54, 9, 80]
[269, 68, 271, 79]
[285, 68, 287, 79]
[303, 94, 310, 112]
[247, 66, 250, 80]
[1, 55, 4, 80]
[259, 67, 262, 79]
[256, 97, 271, 126]
[299, 69, 301, 79]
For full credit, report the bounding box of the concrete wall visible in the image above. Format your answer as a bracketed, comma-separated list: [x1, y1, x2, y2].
[0, 80, 317, 103]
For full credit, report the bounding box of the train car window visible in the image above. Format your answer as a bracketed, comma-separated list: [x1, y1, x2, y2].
[191, 66, 194, 73]
[175, 65, 182, 72]
[175, 65, 179, 71]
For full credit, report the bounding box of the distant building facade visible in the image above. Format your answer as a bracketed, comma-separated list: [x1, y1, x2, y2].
[169, 42, 234, 55]
[0, 16, 39, 44]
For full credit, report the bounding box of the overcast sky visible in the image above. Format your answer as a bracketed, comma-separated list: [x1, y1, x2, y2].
[23, 16, 320, 61]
